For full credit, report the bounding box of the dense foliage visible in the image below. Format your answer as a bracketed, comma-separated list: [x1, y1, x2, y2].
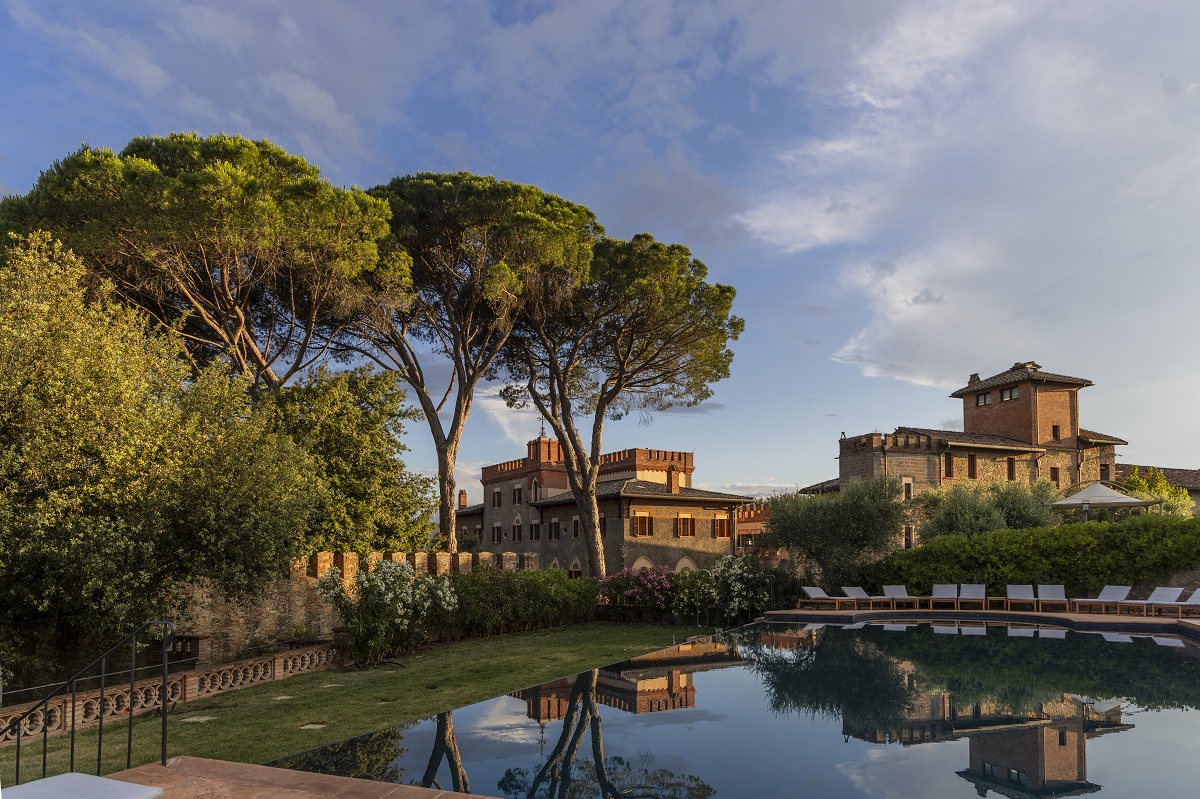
[760, 478, 907, 590]
[863, 514, 1200, 596]
[1122, 466, 1194, 517]
[0, 134, 403, 391]
[317, 560, 457, 666]
[0, 234, 315, 674]
[438, 568, 598, 638]
[266, 366, 436, 554]
[917, 480, 1059, 539]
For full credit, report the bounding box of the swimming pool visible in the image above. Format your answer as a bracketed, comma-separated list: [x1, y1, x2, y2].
[270, 621, 1200, 797]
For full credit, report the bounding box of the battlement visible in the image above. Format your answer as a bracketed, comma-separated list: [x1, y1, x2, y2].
[598, 448, 695, 475]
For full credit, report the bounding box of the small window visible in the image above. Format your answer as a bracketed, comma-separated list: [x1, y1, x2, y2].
[713, 518, 730, 538]
[1050, 466, 1060, 488]
[1001, 387, 1019, 401]
[530, 522, 541, 541]
[1007, 457, 1016, 481]
[491, 525, 502, 544]
[976, 392, 991, 406]
[982, 763, 996, 778]
[1008, 769, 1026, 787]
[1052, 424, 1061, 440]
[512, 522, 522, 543]
[572, 518, 580, 539]
[492, 490, 502, 508]
[1099, 464, 1110, 482]
[549, 520, 561, 540]
[530, 479, 539, 501]
[968, 453, 977, 479]
[599, 514, 606, 538]
[902, 478, 913, 501]
[944, 451, 954, 478]
[512, 486, 522, 505]
[633, 513, 652, 537]
[904, 525, 914, 549]
[676, 516, 694, 537]
[1058, 729, 1068, 747]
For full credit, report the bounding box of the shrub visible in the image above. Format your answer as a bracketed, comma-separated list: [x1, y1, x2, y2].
[437, 568, 597, 639]
[670, 569, 719, 620]
[863, 514, 1200, 596]
[599, 566, 673, 612]
[317, 560, 457, 666]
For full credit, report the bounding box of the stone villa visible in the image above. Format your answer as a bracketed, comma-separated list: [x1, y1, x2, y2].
[456, 435, 752, 574]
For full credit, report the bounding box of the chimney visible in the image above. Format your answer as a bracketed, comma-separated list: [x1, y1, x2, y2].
[667, 466, 681, 494]
[967, 373, 980, 385]
[458, 489, 467, 509]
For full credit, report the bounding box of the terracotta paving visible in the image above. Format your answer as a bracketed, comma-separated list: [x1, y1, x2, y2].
[109, 756, 498, 799]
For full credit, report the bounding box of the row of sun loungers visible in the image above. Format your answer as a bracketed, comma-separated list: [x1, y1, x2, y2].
[801, 584, 1200, 616]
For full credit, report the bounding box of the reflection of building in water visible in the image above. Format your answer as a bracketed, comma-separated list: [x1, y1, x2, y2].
[957, 698, 1131, 798]
[513, 640, 744, 721]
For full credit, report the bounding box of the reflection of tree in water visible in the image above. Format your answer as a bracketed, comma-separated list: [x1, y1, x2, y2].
[498, 669, 714, 799]
[738, 628, 919, 735]
[420, 710, 470, 793]
[269, 723, 409, 782]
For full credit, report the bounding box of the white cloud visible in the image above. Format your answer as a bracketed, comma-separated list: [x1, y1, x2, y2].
[474, 389, 543, 447]
[176, 4, 254, 54]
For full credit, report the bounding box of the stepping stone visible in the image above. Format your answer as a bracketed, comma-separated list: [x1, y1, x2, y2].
[320, 683, 342, 688]
[180, 716, 216, 723]
[273, 695, 294, 700]
[298, 723, 327, 730]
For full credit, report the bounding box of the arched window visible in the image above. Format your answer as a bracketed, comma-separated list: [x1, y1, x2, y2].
[675, 557, 697, 573]
[568, 558, 583, 579]
[549, 558, 561, 570]
[631, 557, 654, 571]
[530, 478, 539, 502]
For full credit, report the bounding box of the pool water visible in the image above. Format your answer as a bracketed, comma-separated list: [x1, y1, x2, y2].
[269, 622, 1200, 797]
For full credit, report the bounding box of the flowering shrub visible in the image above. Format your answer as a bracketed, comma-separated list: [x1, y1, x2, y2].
[599, 566, 673, 611]
[439, 568, 597, 637]
[712, 555, 772, 621]
[670, 568, 718, 619]
[317, 560, 457, 666]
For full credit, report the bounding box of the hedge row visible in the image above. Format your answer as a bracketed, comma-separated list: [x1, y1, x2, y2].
[862, 515, 1200, 597]
[432, 567, 598, 639]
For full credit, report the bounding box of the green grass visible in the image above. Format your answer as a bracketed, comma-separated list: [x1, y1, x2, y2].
[1, 622, 705, 783]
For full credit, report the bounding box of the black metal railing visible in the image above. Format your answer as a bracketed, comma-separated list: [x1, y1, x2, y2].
[2, 620, 176, 785]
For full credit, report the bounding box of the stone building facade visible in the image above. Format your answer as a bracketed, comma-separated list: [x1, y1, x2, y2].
[457, 436, 751, 574]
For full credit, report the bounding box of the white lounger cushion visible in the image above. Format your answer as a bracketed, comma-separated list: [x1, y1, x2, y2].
[5, 773, 163, 799]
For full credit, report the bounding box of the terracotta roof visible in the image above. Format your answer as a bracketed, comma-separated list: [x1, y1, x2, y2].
[1078, 429, 1129, 446]
[533, 478, 751, 507]
[798, 477, 840, 494]
[895, 426, 1045, 451]
[1114, 464, 1200, 491]
[950, 362, 1092, 398]
[457, 503, 485, 516]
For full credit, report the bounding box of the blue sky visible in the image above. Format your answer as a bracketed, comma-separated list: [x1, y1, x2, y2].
[3, 1, 1198, 500]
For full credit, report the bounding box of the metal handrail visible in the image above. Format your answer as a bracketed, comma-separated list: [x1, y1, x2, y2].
[2, 620, 176, 785]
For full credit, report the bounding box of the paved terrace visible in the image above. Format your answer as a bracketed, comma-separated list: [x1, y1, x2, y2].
[109, 757, 501, 799]
[763, 607, 1200, 640]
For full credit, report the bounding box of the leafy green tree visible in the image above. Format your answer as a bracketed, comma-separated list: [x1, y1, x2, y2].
[267, 366, 436, 553]
[920, 481, 1060, 539]
[760, 477, 906, 590]
[0, 133, 403, 391]
[361, 173, 601, 551]
[1123, 466, 1194, 516]
[494, 234, 742, 578]
[0, 233, 314, 675]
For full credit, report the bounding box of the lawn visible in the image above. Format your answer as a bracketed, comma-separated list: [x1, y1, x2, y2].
[1, 621, 706, 783]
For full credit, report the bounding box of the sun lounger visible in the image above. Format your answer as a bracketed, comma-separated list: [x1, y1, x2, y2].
[1153, 636, 1186, 648]
[960, 624, 986, 636]
[883, 585, 920, 610]
[1036, 584, 1069, 613]
[1008, 626, 1036, 637]
[802, 586, 857, 610]
[802, 623, 826, 631]
[1117, 587, 1184, 616]
[1102, 633, 1133, 643]
[1074, 585, 1131, 614]
[933, 624, 958, 634]
[841, 586, 893, 609]
[882, 624, 913, 632]
[958, 584, 987, 610]
[1149, 588, 1200, 618]
[1038, 628, 1067, 639]
[840, 622, 866, 630]
[1006, 584, 1037, 611]
[930, 584, 958, 610]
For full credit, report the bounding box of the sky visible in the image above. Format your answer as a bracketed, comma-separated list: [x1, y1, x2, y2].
[3, 0, 1198, 500]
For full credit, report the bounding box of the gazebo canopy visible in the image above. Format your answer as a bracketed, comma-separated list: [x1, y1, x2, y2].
[1052, 482, 1159, 509]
